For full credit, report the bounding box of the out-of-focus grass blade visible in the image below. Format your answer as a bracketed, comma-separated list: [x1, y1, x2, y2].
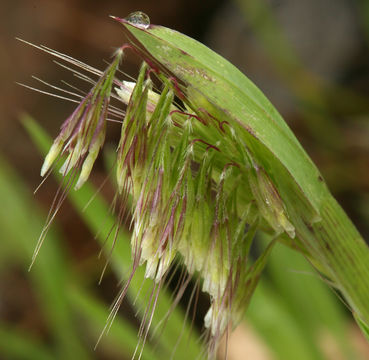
[357, 0, 369, 43]
[0, 145, 165, 360]
[0, 326, 53, 360]
[263, 236, 359, 359]
[248, 280, 321, 360]
[23, 114, 204, 360]
[0, 156, 90, 360]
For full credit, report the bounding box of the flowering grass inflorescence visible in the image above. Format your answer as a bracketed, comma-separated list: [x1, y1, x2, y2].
[24, 24, 280, 358]
[22, 11, 369, 359]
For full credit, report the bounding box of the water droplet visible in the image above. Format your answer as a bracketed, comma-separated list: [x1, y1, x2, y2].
[125, 11, 150, 29]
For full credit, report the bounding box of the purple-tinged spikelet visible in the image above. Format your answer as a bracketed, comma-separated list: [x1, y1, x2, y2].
[41, 48, 123, 190]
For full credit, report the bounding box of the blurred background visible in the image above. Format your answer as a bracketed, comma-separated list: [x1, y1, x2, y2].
[1, 0, 369, 359]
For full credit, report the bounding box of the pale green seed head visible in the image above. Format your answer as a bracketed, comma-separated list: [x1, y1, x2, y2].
[38, 34, 292, 356]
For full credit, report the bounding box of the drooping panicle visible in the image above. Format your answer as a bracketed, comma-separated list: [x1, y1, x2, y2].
[31, 22, 297, 357]
[35, 44, 286, 356]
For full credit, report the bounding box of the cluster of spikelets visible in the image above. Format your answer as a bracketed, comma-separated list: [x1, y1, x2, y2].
[38, 46, 295, 355]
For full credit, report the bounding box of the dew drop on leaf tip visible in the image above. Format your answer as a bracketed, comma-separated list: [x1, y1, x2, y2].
[125, 11, 150, 29]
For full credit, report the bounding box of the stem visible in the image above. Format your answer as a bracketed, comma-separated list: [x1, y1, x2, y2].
[301, 195, 369, 324]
